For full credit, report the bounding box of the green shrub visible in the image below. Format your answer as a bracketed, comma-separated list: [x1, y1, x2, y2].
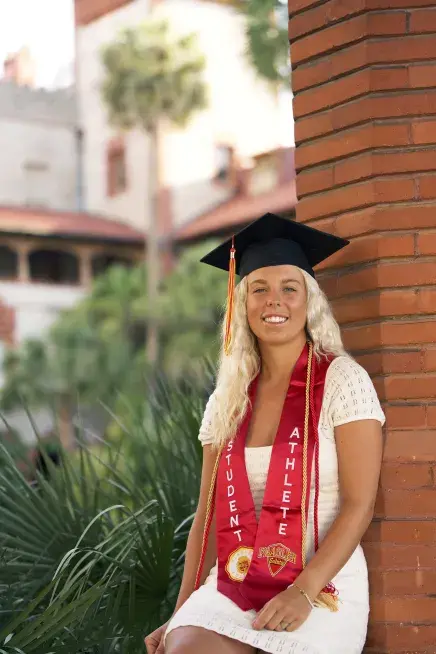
[0, 375, 211, 653]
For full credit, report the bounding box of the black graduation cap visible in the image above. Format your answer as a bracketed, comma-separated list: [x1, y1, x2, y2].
[200, 212, 349, 355]
[200, 211, 349, 280]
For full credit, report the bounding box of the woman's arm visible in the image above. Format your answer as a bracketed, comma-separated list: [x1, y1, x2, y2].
[172, 443, 218, 614]
[294, 418, 383, 601]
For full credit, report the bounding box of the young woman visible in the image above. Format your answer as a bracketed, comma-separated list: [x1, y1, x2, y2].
[145, 212, 385, 654]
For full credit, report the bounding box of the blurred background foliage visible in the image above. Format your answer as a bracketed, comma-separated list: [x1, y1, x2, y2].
[0, 240, 222, 650]
[0, 1, 291, 649]
[0, 242, 225, 443]
[0, 374, 211, 652]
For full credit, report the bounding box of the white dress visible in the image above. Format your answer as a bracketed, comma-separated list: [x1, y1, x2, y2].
[164, 356, 385, 654]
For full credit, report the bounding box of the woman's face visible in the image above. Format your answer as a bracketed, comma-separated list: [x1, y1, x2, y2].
[246, 265, 307, 346]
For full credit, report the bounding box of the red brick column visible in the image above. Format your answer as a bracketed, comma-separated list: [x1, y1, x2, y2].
[289, 2, 436, 652]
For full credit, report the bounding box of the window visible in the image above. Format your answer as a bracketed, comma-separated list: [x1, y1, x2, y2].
[214, 144, 233, 183]
[107, 139, 127, 196]
[0, 246, 18, 280]
[112, 150, 127, 192]
[29, 249, 79, 285]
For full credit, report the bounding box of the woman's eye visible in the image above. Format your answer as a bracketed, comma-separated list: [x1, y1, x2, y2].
[253, 288, 266, 294]
[284, 287, 296, 293]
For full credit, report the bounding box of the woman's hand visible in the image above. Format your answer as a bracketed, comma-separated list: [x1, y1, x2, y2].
[252, 585, 312, 632]
[144, 620, 169, 653]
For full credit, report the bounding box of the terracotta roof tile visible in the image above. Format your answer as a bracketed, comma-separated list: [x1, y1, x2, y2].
[0, 205, 144, 243]
[175, 180, 297, 242]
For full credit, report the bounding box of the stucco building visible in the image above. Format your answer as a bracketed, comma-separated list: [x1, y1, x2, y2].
[0, 48, 144, 358]
[0, 51, 80, 212]
[74, 0, 295, 236]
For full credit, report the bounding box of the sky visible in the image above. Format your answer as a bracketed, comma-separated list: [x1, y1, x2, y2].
[0, 0, 75, 88]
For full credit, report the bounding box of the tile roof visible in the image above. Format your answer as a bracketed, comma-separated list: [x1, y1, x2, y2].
[0, 205, 144, 244]
[175, 179, 297, 242]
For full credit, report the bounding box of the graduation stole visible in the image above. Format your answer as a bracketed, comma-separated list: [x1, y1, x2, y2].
[194, 342, 339, 612]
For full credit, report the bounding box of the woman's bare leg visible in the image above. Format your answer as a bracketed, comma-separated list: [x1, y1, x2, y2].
[165, 626, 257, 654]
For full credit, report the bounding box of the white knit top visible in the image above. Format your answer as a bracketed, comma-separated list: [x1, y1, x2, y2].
[199, 355, 385, 447]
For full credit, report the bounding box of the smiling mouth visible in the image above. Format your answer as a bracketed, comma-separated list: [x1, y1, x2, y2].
[262, 316, 289, 325]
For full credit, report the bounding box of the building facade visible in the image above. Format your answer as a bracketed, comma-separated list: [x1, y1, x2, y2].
[0, 47, 144, 356]
[175, 146, 297, 244]
[0, 204, 143, 357]
[74, 0, 294, 232]
[0, 204, 144, 443]
[0, 61, 80, 212]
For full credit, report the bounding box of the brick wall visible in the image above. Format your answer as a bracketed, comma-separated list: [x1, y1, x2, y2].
[289, 1, 436, 652]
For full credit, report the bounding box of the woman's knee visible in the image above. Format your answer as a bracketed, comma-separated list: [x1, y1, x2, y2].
[165, 626, 212, 653]
[164, 625, 256, 654]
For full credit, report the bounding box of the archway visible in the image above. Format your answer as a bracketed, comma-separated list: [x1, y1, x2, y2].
[29, 249, 79, 284]
[0, 246, 18, 280]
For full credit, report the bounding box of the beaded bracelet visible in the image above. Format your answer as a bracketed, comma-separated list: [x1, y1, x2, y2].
[287, 583, 315, 609]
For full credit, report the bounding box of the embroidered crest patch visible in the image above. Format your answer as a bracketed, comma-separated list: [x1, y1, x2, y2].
[225, 546, 254, 582]
[257, 542, 296, 577]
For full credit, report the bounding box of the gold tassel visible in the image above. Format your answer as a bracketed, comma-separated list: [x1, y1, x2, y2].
[224, 236, 236, 356]
[314, 591, 339, 612]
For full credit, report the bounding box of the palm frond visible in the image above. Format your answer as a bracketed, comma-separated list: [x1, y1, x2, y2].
[0, 374, 209, 651]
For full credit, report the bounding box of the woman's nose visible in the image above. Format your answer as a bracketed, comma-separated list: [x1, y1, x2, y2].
[266, 297, 281, 306]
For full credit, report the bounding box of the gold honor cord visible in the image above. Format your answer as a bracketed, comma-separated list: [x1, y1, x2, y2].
[194, 441, 223, 589]
[301, 341, 313, 569]
[303, 343, 338, 612]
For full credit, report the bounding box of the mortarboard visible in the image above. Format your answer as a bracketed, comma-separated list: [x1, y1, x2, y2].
[200, 212, 349, 354]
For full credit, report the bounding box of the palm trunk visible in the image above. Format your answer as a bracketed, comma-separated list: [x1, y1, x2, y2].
[58, 394, 75, 451]
[146, 122, 163, 367]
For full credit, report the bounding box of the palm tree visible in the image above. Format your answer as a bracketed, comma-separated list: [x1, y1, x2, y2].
[101, 19, 208, 366]
[0, 376, 210, 652]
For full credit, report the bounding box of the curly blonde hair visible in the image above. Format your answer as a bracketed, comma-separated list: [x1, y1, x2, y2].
[208, 270, 347, 450]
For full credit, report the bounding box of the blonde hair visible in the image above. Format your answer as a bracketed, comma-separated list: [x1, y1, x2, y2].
[209, 270, 347, 450]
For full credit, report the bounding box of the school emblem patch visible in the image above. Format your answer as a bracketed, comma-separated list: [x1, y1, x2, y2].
[257, 542, 296, 577]
[225, 546, 254, 582]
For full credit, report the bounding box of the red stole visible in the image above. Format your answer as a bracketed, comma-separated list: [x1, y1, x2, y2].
[215, 343, 332, 612]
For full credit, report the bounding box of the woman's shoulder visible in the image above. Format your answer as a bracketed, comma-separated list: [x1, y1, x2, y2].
[326, 355, 373, 386]
[198, 391, 217, 446]
[323, 355, 385, 427]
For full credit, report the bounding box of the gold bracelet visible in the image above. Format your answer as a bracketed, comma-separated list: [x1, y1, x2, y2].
[287, 583, 315, 609]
